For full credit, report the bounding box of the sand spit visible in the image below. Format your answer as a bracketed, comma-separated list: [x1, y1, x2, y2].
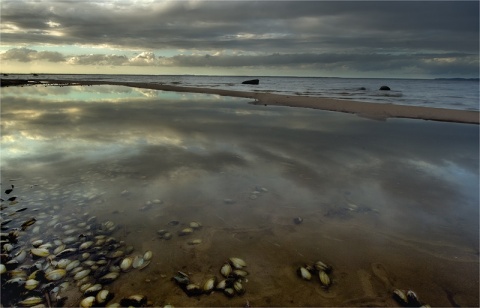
[2, 78, 479, 124]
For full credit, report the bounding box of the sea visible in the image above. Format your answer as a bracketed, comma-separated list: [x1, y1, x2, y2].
[3, 74, 479, 111]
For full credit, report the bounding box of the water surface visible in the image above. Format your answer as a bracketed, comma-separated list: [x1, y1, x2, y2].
[1, 85, 478, 307]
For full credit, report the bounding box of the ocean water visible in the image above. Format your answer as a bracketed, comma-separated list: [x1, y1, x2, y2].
[4, 74, 479, 111]
[1, 84, 478, 307]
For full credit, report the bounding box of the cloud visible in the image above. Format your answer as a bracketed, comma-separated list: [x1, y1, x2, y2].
[1, 48, 65, 62]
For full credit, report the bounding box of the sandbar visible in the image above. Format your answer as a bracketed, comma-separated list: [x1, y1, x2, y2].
[2, 78, 478, 124]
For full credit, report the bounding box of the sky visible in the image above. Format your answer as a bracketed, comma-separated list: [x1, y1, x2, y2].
[0, 0, 478, 78]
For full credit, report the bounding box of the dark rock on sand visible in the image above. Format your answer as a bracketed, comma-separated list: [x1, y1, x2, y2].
[242, 79, 259, 85]
[379, 85, 390, 91]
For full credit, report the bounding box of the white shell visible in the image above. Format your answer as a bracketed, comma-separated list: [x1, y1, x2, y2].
[45, 269, 66, 281]
[74, 269, 91, 281]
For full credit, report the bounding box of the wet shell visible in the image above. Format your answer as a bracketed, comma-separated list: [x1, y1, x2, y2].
[132, 255, 144, 269]
[79, 241, 94, 250]
[74, 269, 91, 281]
[18, 296, 43, 307]
[143, 250, 153, 261]
[31, 248, 50, 258]
[96, 289, 114, 305]
[84, 283, 103, 296]
[187, 239, 202, 245]
[297, 266, 311, 280]
[25, 279, 39, 290]
[224, 287, 235, 297]
[233, 280, 245, 295]
[407, 290, 421, 306]
[120, 257, 133, 272]
[393, 289, 408, 305]
[314, 261, 332, 273]
[319, 271, 331, 288]
[80, 296, 96, 308]
[189, 221, 202, 229]
[185, 283, 203, 296]
[66, 260, 81, 272]
[232, 269, 249, 278]
[53, 244, 67, 255]
[14, 249, 27, 263]
[120, 295, 147, 307]
[0, 264, 6, 275]
[56, 259, 72, 269]
[203, 277, 217, 293]
[163, 232, 173, 240]
[45, 269, 67, 281]
[98, 272, 119, 284]
[229, 257, 246, 269]
[178, 228, 194, 236]
[220, 263, 232, 277]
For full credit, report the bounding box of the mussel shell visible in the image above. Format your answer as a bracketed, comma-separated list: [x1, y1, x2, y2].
[96, 289, 114, 305]
[220, 263, 232, 277]
[30, 248, 50, 258]
[80, 296, 96, 308]
[203, 277, 217, 293]
[74, 269, 91, 281]
[297, 266, 312, 280]
[223, 287, 235, 297]
[229, 257, 246, 269]
[319, 271, 331, 288]
[233, 280, 245, 295]
[178, 228, 194, 236]
[232, 269, 249, 278]
[185, 283, 203, 296]
[24, 279, 39, 290]
[84, 283, 103, 296]
[120, 295, 147, 307]
[120, 257, 133, 272]
[189, 221, 202, 229]
[66, 260, 81, 272]
[393, 289, 408, 305]
[314, 261, 332, 273]
[98, 271, 119, 284]
[18, 296, 43, 307]
[45, 269, 66, 281]
[407, 290, 421, 306]
[143, 250, 153, 261]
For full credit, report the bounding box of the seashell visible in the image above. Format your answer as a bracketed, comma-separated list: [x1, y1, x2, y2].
[74, 269, 91, 280]
[83, 260, 96, 267]
[63, 236, 78, 244]
[393, 289, 408, 305]
[220, 263, 232, 277]
[80, 282, 93, 293]
[79, 241, 94, 250]
[187, 239, 202, 245]
[138, 260, 151, 270]
[407, 290, 421, 306]
[163, 232, 173, 240]
[107, 250, 124, 259]
[297, 267, 311, 280]
[31, 239, 44, 247]
[98, 271, 119, 284]
[125, 245, 134, 255]
[76, 276, 91, 287]
[229, 257, 246, 269]
[56, 259, 72, 269]
[314, 261, 332, 273]
[14, 249, 27, 263]
[31, 248, 50, 258]
[80, 296, 96, 308]
[18, 296, 43, 307]
[64, 228, 79, 235]
[143, 250, 153, 261]
[233, 280, 245, 295]
[45, 269, 66, 281]
[66, 260, 81, 272]
[25, 279, 39, 290]
[132, 255, 144, 269]
[185, 283, 203, 296]
[80, 252, 91, 261]
[319, 271, 331, 288]
[232, 269, 249, 278]
[223, 287, 235, 297]
[293, 217, 303, 225]
[216, 279, 228, 290]
[96, 289, 114, 305]
[53, 244, 67, 255]
[120, 295, 147, 307]
[120, 257, 133, 272]
[172, 271, 190, 285]
[84, 283, 103, 296]
[56, 248, 77, 258]
[0, 264, 6, 275]
[203, 276, 217, 293]
[178, 228, 194, 236]
[189, 221, 202, 229]
[70, 266, 84, 275]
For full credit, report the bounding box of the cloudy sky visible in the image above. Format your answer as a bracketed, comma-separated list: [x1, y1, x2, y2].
[1, 0, 478, 78]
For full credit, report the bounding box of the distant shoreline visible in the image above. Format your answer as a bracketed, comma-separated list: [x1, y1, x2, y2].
[1, 78, 478, 124]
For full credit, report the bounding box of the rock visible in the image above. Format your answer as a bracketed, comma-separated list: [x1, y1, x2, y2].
[242, 79, 259, 85]
[379, 85, 390, 91]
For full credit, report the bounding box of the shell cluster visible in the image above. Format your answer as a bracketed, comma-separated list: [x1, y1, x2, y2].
[0, 182, 152, 307]
[392, 288, 430, 307]
[157, 220, 202, 243]
[172, 257, 248, 298]
[296, 260, 333, 289]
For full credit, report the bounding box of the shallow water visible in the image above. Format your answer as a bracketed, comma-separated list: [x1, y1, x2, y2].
[1, 85, 478, 307]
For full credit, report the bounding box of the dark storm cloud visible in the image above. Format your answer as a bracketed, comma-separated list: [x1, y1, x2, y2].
[1, 1, 478, 76]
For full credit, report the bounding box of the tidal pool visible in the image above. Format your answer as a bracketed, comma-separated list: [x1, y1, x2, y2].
[1, 85, 478, 307]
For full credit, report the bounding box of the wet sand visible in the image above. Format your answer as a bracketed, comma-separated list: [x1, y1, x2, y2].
[2, 78, 479, 124]
[1, 84, 478, 307]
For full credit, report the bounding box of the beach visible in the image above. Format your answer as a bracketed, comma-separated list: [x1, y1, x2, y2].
[2, 78, 479, 124]
[1, 81, 479, 307]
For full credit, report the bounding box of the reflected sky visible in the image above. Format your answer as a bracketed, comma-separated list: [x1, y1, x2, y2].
[1, 85, 479, 305]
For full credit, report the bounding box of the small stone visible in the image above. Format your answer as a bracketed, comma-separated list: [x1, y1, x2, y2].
[293, 217, 303, 225]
